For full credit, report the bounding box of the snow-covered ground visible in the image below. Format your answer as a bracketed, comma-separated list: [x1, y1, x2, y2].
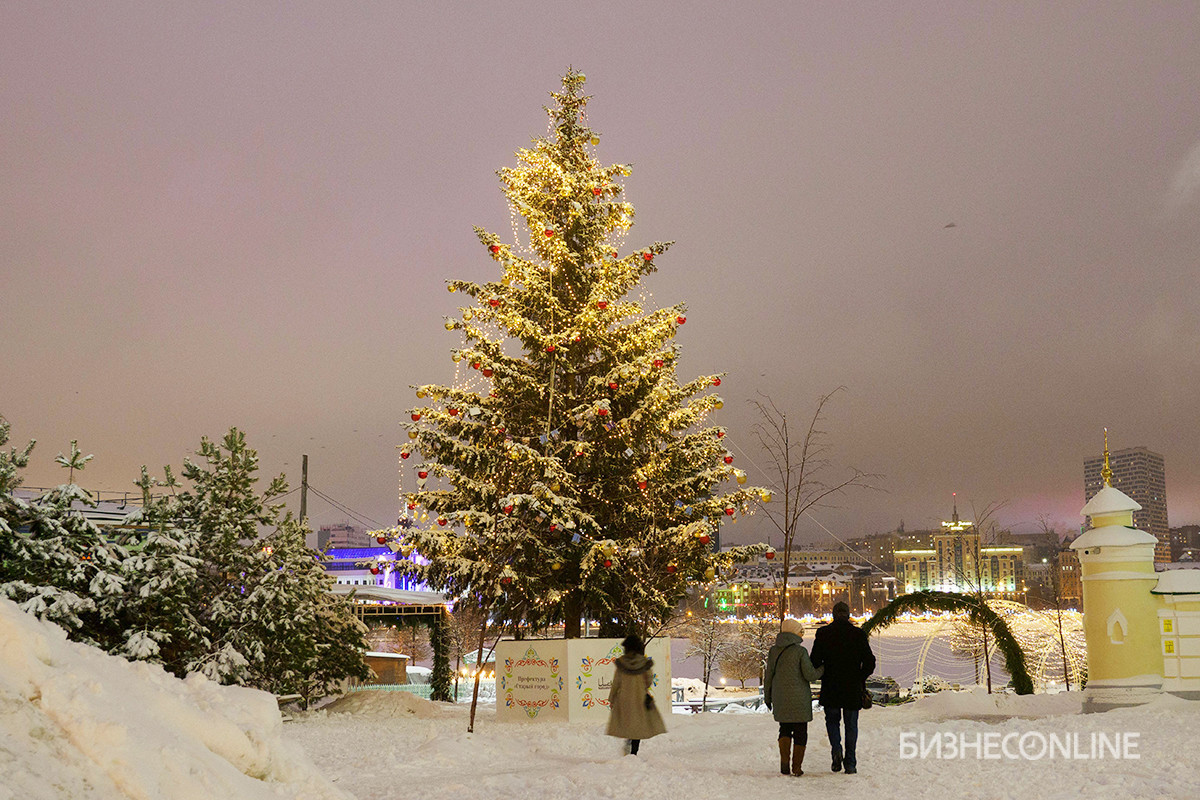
[287, 689, 1198, 800]
[6, 597, 1196, 800]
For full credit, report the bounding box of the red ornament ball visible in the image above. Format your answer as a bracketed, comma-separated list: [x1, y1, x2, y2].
[667, 564, 677, 574]
[411, 413, 421, 421]
[765, 551, 776, 560]
[643, 252, 654, 261]
[400, 451, 410, 459]
[610, 251, 618, 258]
[482, 368, 493, 377]
[717, 431, 726, 439]
[713, 378, 722, 387]
[603, 559, 613, 568]
[597, 407, 608, 416]
[698, 534, 710, 545]
[546, 344, 556, 353]
[489, 244, 501, 253]
[502, 576, 513, 585]
[471, 362, 480, 370]
[504, 504, 514, 514]
[418, 470, 428, 479]
[437, 517, 447, 526]
[448, 408, 459, 416]
[723, 455, 733, 464]
[377, 536, 387, 544]
[597, 301, 608, 310]
[488, 299, 500, 307]
[370, 566, 380, 575]
[724, 507, 735, 516]
[549, 524, 558, 531]
[544, 228, 555, 237]
[638, 480, 648, 490]
[592, 187, 602, 196]
[609, 382, 619, 391]
[653, 359, 664, 368]
[676, 315, 686, 325]
[407, 502, 416, 510]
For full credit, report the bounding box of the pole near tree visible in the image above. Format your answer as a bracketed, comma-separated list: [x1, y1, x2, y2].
[300, 453, 308, 523]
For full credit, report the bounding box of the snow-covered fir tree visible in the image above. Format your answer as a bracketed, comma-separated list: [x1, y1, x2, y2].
[244, 515, 370, 704]
[0, 424, 127, 645]
[112, 465, 207, 669]
[159, 428, 368, 690]
[396, 71, 766, 637]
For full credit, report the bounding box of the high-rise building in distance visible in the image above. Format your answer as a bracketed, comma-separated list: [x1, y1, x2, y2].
[317, 522, 371, 550]
[1084, 446, 1169, 563]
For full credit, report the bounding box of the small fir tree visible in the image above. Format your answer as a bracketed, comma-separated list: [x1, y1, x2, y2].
[397, 70, 764, 638]
[0, 424, 126, 644]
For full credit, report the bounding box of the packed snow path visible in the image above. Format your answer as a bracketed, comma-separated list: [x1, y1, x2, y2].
[287, 691, 1198, 800]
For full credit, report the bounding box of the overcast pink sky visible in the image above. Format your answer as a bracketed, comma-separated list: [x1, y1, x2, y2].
[4, 2, 1199, 545]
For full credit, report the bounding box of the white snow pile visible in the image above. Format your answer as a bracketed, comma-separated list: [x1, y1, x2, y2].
[322, 689, 442, 719]
[909, 686, 1083, 720]
[671, 677, 710, 700]
[0, 598, 352, 800]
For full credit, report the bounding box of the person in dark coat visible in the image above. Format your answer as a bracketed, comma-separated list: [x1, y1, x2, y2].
[605, 635, 666, 755]
[809, 601, 876, 774]
[763, 618, 823, 776]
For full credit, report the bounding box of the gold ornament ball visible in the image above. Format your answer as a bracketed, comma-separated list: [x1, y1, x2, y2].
[408, 431, 418, 440]
[551, 561, 562, 571]
[463, 310, 473, 321]
[452, 353, 462, 362]
[590, 136, 599, 145]
[704, 567, 716, 580]
[447, 285, 456, 293]
[444, 321, 455, 330]
[736, 474, 747, 485]
[714, 400, 724, 409]
[763, 491, 773, 503]
[416, 390, 426, 399]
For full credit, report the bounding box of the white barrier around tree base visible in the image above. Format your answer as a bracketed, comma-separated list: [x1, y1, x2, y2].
[495, 637, 672, 723]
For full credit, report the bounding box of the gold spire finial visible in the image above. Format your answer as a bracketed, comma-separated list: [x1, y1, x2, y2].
[1101, 427, 1113, 487]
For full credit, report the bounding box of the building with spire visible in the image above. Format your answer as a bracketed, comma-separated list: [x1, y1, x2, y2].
[1084, 444, 1168, 563]
[893, 497, 1025, 597]
[1071, 431, 1200, 711]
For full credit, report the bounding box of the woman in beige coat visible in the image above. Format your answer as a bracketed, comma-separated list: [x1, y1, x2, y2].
[605, 635, 667, 755]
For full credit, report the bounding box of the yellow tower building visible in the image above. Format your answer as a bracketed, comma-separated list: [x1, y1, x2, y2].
[1070, 434, 1162, 712]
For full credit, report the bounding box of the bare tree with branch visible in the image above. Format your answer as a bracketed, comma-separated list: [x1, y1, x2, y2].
[751, 388, 878, 620]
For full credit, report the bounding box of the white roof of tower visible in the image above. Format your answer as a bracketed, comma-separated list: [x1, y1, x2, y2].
[1080, 485, 1141, 518]
[1069, 524, 1158, 550]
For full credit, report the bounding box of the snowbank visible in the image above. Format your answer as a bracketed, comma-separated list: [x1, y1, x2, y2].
[0, 598, 352, 800]
[323, 689, 442, 719]
[908, 686, 1083, 720]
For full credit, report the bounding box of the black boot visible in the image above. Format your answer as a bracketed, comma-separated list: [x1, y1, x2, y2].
[831, 748, 843, 773]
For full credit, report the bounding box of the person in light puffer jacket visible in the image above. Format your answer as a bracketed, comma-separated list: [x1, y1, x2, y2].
[605, 635, 666, 755]
[764, 618, 823, 776]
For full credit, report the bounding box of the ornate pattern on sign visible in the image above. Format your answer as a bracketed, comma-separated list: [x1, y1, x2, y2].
[576, 643, 624, 708]
[501, 645, 563, 718]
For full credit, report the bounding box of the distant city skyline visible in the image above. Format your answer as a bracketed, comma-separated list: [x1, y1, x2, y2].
[4, 4, 1200, 544]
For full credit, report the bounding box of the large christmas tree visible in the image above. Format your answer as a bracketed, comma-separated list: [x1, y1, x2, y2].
[398, 70, 765, 637]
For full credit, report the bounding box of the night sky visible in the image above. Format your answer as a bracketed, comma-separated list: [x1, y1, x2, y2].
[4, 3, 1199, 546]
